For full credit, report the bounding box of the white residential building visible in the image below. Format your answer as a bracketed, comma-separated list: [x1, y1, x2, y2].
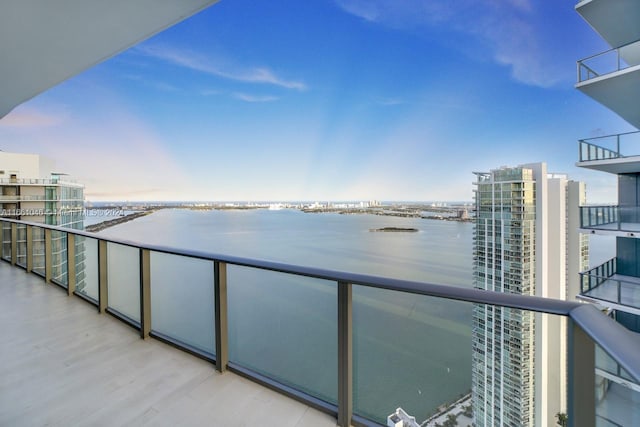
[472, 162, 587, 427]
[0, 152, 84, 286]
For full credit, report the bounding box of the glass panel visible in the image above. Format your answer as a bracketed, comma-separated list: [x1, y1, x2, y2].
[107, 242, 140, 323]
[75, 236, 98, 301]
[51, 230, 68, 287]
[16, 224, 26, 267]
[150, 252, 215, 356]
[354, 287, 472, 423]
[2, 222, 11, 261]
[595, 344, 640, 427]
[354, 291, 568, 427]
[228, 265, 337, 404]
[32, 226, 45, 276]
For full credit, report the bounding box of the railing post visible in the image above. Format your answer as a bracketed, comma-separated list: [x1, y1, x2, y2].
[567, 319, 595, 427]
[577, 61, 580, 83]
[10, 223, 17, 265]
[616, 134, 620, 156]
[337, 281, 353, 427]
[98, 240, 108, 313]
[67, 233, 76, 295]
[214, 261, 228, 373]
[44, 228, 52, 282]
[140, 248, 151, 339]
[26, 225, 33, 273]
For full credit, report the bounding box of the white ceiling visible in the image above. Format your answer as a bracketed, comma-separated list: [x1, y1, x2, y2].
[576, 0, 640, 48]
[0, 0, 220, 119]
[577, 65, 640, 129]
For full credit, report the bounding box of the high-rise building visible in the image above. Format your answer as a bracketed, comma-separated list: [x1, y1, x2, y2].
[574, 0, 640, 333]
[472, 162, 587, 427]
[0, 151, 84, 286]
[574, 1, 640, 425]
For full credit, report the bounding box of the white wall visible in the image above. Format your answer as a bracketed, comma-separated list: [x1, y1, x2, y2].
[0, 152, 53, 179]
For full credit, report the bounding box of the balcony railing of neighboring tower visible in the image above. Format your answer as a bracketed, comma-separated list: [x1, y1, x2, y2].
[577, 39, 640, 83]
[578, 131, 640, 162]
[580, 205, 640, 233]
[580, 257, 640, 310]
[1, 217, 640, 426]
[580, 206, 620, 229]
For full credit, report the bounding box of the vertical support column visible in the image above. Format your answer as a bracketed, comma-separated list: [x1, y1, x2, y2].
[337, 281, 353, 427]
[214, 261, 228, 373]
[44, 228, 52, 282]
[98, 240, 108, 313]
[26, 225, 33, 273]
[567, 319, 595, 427]
[10, 223, 17, 265]
[140, 248, 151, 339]
[67, 233, 76, 295]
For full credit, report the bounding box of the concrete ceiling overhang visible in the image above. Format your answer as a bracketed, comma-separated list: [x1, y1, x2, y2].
[577, 157, 640, 174]
[576, 0, 640, 48]
[576, 65, 640, 129]
[0, 0, 220, 119]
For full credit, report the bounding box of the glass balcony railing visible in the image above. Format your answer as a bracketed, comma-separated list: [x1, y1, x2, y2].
[581, 258, 640, 310]
[578, 131, 640, 162]
[0, 195, 47, 201]
[580, 205, 640, 233]
[577, 39, 640, 83]
[1, 217, 639, 427]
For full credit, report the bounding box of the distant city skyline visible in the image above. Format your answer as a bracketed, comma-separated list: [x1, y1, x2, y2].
[0, 1, 627, 202]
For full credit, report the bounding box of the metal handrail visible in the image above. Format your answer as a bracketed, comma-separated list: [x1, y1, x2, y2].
[580, 130, 640, 143]
[3, 217, 640, 379]
[0, 217, 579, 315]
[577, 38, 640, 83]
[578, 131, 640, 162]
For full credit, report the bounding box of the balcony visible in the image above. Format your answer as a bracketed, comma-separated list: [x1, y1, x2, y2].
[576, 0, 640, 48]
[0, 261, 333, 426]
[580, 205, 640, 236]
[580, 258, 640, 312]
[577, 131, 640, 173]
[576, 40, 640, 128]
[1, 217, 640, 426]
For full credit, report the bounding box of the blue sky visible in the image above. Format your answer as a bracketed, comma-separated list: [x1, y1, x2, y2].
[0, 0, 630, 202]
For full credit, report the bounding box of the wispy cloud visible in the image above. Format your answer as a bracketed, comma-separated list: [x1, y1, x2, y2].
[374, 97, 404, 106]
[335, 0, 567, 88]
[121, 74, 180, 92]
[233, 93, 279, 103]
[0, 106, 64, 127]
[136, 45, 307, 91]
[201, 89, 221, 96]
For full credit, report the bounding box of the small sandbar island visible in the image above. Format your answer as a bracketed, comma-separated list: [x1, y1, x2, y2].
[369, 227, 419, 232]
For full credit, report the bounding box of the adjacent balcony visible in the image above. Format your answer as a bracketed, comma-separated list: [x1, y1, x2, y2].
[576, 0, 640, 48]
[577, 131, 640, 173]
[579, 258, 640, 313]
[1, 217, 639, 426]
[579, 205, 640, 236]
[0, 177, 81, 187]
[576, 40, 640, 129]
